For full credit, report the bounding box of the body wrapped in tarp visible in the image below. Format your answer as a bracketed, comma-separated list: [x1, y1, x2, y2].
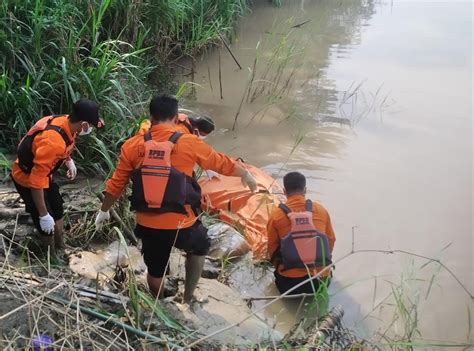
[199, 164, 285, 259]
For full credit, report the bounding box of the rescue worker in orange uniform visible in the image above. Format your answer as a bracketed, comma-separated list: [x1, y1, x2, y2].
[95, 94, 257, 302]
[138, 112, 215, 138]
[139, 113, 220, 179]
[11, 100, 103, 258]
[267, 172, 336, 294]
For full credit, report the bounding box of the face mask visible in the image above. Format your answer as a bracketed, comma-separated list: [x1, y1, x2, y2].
[79, 123, 93, 136]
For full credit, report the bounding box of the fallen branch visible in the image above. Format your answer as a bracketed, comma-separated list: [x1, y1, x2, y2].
[0, 207, 26, 219]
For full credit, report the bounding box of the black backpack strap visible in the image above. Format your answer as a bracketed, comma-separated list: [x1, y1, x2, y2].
[305, 199, 313, 212]
[45, 125, 72, 146]
[144, 131, 152, 142]
[278, 203, 291, 215]
[169, 131, 183, 144]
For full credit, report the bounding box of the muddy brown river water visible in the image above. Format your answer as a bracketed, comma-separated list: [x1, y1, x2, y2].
[179, 0, 473, 347]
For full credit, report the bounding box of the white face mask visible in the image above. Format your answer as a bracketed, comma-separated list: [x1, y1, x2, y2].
[79, 122, 93, 136]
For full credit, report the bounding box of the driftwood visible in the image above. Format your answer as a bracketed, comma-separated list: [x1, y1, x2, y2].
[284, 305, 350, 348]
[0, 207, 26, 219]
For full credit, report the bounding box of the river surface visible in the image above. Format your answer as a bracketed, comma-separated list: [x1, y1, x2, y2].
[179, 0, 472, 348]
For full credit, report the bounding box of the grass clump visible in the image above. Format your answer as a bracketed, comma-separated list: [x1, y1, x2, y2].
[0, 0, 250, 174]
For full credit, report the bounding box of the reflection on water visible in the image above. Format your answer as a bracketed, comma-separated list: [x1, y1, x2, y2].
[179, 0, 472, 346]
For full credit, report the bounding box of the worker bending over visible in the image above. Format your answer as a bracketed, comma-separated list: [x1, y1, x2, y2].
[267, 172, 336, 294]
[11, 100, 103, 258]
[138, 112, 215, 139]
[95, 94, 256, 302]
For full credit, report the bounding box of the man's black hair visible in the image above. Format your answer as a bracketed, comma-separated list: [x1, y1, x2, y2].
[69, 99, 101, 127]
[283, 172, 306, 194]
[189, 115, 215, 134]
[149, 94, 178, 122]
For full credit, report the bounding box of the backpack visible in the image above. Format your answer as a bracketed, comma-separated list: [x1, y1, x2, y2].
[130, 131, 190, 214]
[17, 115, 73, 175]
[279, 199, 332, 270]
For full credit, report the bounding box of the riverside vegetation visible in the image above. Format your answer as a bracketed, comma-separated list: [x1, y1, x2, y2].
[0, 0, 249, 175]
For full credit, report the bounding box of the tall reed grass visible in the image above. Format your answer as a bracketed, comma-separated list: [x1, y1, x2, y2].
[0, 0, 249, 173]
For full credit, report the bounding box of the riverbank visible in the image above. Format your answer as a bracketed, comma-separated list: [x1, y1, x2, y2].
[0, 177, 372, 349]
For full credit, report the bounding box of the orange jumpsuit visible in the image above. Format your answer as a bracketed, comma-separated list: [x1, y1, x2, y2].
[105, 124, 236, 230]
[11, 116, 76, 189]
[266, 194, 336, 278]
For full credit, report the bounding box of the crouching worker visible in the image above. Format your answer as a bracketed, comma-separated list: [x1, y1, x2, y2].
[138, 112, 215, 139]
[10, 100, 103, 258]
[267, 172, 336, 295]
[95, 94, 257, 302]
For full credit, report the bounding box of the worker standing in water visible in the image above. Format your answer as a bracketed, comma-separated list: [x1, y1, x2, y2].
[95, 94, 257, 302]
[10, 100, 104, 259]
[267, 172, 336, 294]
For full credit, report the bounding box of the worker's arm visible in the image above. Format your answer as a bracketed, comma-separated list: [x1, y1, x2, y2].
[100, 192, 117, 212]
[29, 132, 65, 189]
[103, 141, 136, 202]
[96, 141, 135, 228]
[325, 211, 336, 253]
[31, 188, 48, 216]
[266, 215, 281, 266]
[193, 139, 257, 191]
[193, 138, 237, 175]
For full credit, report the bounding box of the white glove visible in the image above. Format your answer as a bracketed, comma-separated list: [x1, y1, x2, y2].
[204, 170, 221, 179]
[241, 170, 257, 192]
[95, 210, 110, 229]
[39, 214, 55, 235]
[65, 159, 77, 180]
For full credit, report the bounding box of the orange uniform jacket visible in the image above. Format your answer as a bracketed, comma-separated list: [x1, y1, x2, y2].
[267, 194, 336, 278]
[137, 114, 192, 135]
[105, 124, 236, 230]
[11, 116, 76, 189]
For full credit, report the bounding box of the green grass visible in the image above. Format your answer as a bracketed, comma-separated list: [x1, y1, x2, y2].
[0, 0, 250, 173]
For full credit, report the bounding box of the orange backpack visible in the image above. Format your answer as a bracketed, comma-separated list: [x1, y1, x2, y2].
[130, 131, 188, 213]
[279, 200, 332, 270]
[17, 115, 73, 175]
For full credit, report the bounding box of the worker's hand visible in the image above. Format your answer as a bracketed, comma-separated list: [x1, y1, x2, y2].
[39, 214, 55, 235]
[65, 159, 77, 180]
[95, 210, 110, 229]
[241, 170, 257, 192]
[204, 169, 221, 179]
